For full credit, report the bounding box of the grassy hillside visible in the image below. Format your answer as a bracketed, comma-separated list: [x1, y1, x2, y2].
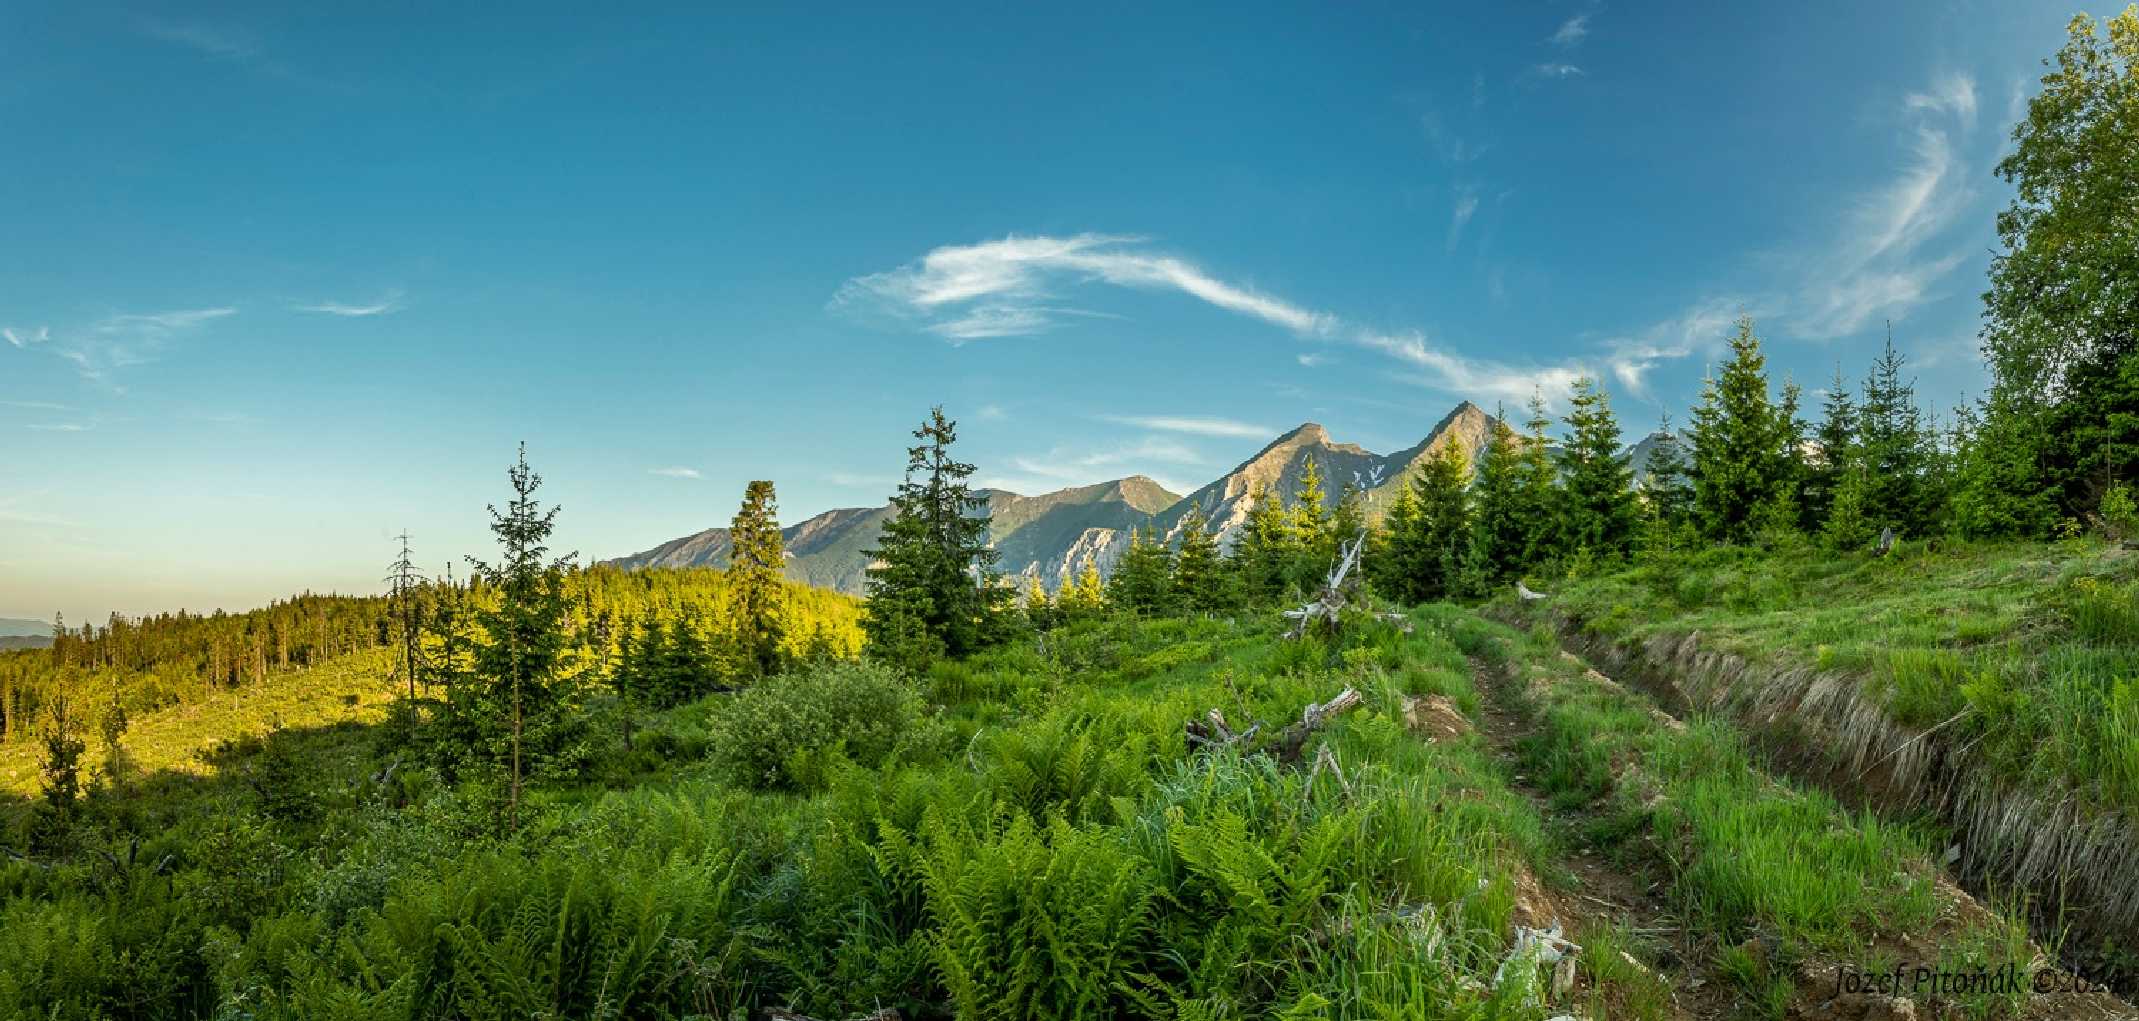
[4, 599, 2115, 1019]
[0, 647, 398, 797]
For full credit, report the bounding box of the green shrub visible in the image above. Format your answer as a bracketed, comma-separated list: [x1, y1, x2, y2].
[706, 661, 921, 790]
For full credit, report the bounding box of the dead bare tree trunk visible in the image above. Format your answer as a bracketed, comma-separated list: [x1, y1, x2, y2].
[1283, 531, 1367, 639]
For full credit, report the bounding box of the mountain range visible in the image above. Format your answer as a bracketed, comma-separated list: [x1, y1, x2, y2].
[608, 402, 1534, 593]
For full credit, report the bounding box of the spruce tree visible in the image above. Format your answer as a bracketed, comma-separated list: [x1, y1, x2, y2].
[1556, 377, 1639, 557]
[1638, 415, 1695, 536]
[1171, 507, 1233, 611]
[28, 699, 84, 855]
[1468, 412, 1526, 585]
[1106, 526, 1175, 614]
[863, 407, 1009, 667]
[1290, 457, 1331, 555]
[1823, 456, 1878, 552]
[1022, 575, 1056, 631]
[1372, 483, 1424, 602]
[1689, 317, 1793, 542]
[466, 444, 581, 830]
[1058, 557, 1108, 619]
[1513, 392, 1564, 566]
[728, 480, 786, 678]
[1385, 441, 1471, 602]
[1858, 335, 1933, 535]
[1950, 396, 2060, 538]
[1805, 363, 1858, 530]
[1233, 482, 1294, 602]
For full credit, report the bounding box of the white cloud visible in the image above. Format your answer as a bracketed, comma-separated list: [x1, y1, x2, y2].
[1904, 72, 1977, 124]
[1365, 329, 1589, 407]
[1796, 74, 1977, 338]
[842, 234, 1604, 406]
[985, 436, 1206, 496]
[1550, 14, 1590, 47]
[14, 307, 236, 386]
[1448, 192, 1480, 252]
[296, 291, 404, 317]
[0, 400, 71, 411]
[647, 466, 701, 479]
[976, 403, 1008, 421]
[835, 233, 1334, 342]
[1297, 353, 1328, 368]
[1534, 63, 1585, 78]
[142, 21, 261, 61]
[1602, 297, 1749, 395]
[1098, 414, 1272, 438]
[28, 423, 90, 433]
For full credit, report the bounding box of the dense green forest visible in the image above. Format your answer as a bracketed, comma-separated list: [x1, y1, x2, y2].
[1, 9, 2134, 1020]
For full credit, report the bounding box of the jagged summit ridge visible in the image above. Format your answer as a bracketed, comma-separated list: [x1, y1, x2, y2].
[607, 402, 1511, 592]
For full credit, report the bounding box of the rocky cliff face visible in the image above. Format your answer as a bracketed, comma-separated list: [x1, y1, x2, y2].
[607, 402, 1520, 594]
[1154, 401, 1507, 549]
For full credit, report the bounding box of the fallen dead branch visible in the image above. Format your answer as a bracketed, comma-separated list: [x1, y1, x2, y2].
[1186, 687, 1362, 764]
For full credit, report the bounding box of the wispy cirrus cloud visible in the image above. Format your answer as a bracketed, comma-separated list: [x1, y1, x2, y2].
[141, 21, 261, 61]
[834, 234, 1333, 341]
[6, 307, 235, 388]
[1533, 63, 1585, 78]
[1359, 329, 1592, 408]
[1904, 72, 1977, 122]
[1549, 14, 1590, 47]
[647, 466, 702, 479]
[839, 234, 1606, 405]
[984, 435, 1204, 496]
[296, 290, 404, 317]
[1447, 191, 1480, 252]
[1794, 72, 1978, 339]
[28, 423, 91, 433]
[1096, 414, 1272, 439]
[1599, 297, 1752, 396]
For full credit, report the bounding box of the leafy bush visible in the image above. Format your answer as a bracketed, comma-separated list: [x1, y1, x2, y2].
[706, 660, 921, 789]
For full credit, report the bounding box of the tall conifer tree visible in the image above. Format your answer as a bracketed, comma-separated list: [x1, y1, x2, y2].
[1468, 411, 1527, 584]
[1171, 507, 1233, 611]
[728, 480, 786, 678]
[467, 444, 580, 830]
[1689, 317, 1793, 542]
[863, 407, 1008, 667]
[1514, 392, 1564, 566]
[1556, 377, 1639, 557]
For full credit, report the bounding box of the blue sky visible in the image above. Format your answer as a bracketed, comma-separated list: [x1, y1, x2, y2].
[0, 1, 2091, 623]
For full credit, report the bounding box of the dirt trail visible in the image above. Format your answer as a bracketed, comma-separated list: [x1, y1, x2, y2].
[1464, 654, 1730, 1021]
